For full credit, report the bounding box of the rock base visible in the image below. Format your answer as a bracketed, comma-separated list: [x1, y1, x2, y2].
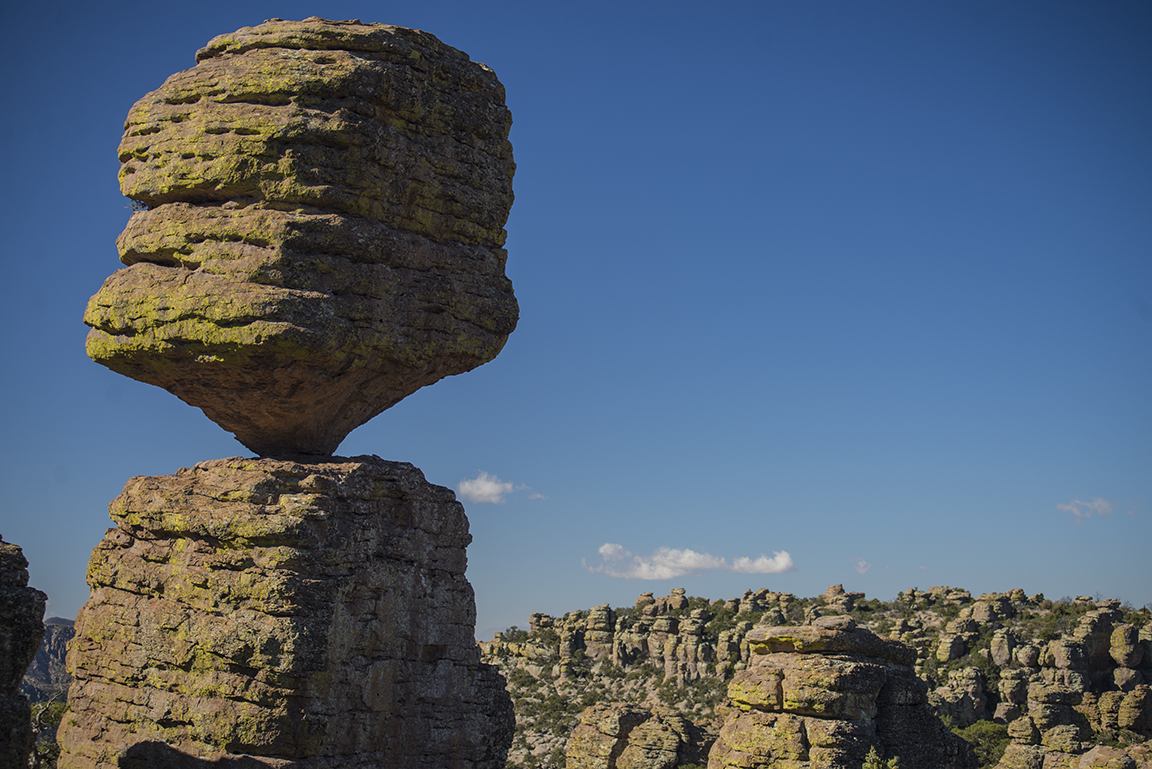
[59, 456, 512, 769]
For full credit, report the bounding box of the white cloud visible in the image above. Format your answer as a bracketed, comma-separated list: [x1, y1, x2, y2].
[1057, 497, 1113, 525]
[852, 557, 871, 575]
[584, 543, 795, 580]
[457, 472, 514, 504]
[732, 552, 795, 574]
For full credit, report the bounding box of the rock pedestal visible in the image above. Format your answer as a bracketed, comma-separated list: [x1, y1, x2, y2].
[59, 456, 512, 768]
[708, 616, 976, 769]
[1, 536, 47, 768]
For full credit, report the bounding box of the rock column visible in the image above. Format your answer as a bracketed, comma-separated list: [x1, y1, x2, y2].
[1, 536, 47, 768]
[63, 16, 518, 769]
[707, 616, 976, 769]
[60, 458, 512, 768]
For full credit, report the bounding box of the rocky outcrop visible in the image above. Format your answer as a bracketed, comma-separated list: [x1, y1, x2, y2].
[84, 17, 518, 456]
[1, 536, 47, 769]
[566, 703, 715, 769]
[59, 456, 513, 768]
[708, 615, 976, 769]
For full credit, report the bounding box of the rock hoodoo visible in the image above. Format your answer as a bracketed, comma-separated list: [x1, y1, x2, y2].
[83, 17, 518, 456]
[64, 17, 516, 769]
[1, 536, 47, 769]
[709, 615, 976, 769]
[60, 457, 513, 768]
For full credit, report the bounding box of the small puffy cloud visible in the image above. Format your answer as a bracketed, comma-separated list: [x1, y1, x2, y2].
[457, 472, 514, 504]
[584, 544, 794, 580]
[1058, 498, 1113, 525]
[852, 557, 871, 575]
[732, 552, 795, 574]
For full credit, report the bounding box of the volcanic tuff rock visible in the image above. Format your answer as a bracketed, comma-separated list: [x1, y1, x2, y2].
[84, 17, 518, 456]
[58, 456, 513, 768]
[710, 615, 977, 769]
[1, 536, 47, 769]
[566, 703, 715, 769]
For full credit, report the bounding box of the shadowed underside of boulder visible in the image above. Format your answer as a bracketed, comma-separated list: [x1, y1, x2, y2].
[84, 17, 518, 456]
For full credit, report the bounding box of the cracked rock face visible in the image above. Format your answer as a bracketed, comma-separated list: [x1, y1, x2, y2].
[84, 17, 518, 456]
[58, 456, 514, 769]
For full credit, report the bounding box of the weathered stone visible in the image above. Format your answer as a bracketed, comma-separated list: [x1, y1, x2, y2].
[84, 18, 518, 456]
[930, 667, 988, 727]
[1111, 625, 1145, 669]
[1074, 745, 1137, 769]
[566, 703, 714, 769]
[710, 619, 975, 769]
[1, 537, 47, 769]
[58, 456, 513, 768]
[745, 616, 916, 666]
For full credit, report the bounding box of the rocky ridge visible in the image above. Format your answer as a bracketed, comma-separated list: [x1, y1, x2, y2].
[480, 586, 1152, 769]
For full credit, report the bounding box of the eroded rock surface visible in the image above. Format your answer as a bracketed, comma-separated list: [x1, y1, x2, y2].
[84, 17, 518, 456]
[58, 456, 513, 768]
[1, 536, 47, 769]
[566, 703, 715, 769]
[709, 616, 976, 769]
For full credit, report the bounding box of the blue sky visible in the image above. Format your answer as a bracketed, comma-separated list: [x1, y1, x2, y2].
[0, 1, 1148, 640]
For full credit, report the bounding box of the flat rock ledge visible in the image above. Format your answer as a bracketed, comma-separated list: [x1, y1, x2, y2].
[84, 18, 518, 456]
[58, 456, 513, 769]
[710, 615, 977, 769]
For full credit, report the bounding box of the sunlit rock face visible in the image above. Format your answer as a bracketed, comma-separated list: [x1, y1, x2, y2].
[709, 616, 977, 769]
[84, 17, 518, 456]
[58, 456, 514, 768]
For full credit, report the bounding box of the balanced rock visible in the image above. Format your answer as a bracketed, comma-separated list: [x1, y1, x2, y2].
[84, 18, 518, 456]
[0, 536, 47, 769]
[709, 616, 976, 769]
[58, 456, 513, 768]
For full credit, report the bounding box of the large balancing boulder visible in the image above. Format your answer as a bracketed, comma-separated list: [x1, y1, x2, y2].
[84, 18, 518, 456]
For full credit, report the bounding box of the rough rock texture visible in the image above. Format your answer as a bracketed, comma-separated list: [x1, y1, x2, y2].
[1, 536, 47, 769]
[84, 17, 518, 456]
[566, 703, 715, 769]
[708, 616, 977, 769]
[58, 456, 513, 768]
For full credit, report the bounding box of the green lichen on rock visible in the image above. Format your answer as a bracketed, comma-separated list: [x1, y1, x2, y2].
[85, 17, 518, 456]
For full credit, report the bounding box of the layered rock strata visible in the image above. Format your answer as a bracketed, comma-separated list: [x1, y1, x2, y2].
[84, 17, 518, 456]
[708, 616, 976, 769]
[1, 536, 47, 769]
[566, 703, 715, 769]
[59, 456, 513, 768]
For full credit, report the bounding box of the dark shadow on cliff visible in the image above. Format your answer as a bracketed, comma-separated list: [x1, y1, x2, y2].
[119, 742, 269, 768]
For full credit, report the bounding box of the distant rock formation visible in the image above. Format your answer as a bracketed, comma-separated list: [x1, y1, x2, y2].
[59, 457, 513, 768]
[1, 536, 47, 769]
[483, 587, 1151, 769]
[709, 615, 976, 769]
[84, 17, 518, 457]
[21, 618, 74, 702]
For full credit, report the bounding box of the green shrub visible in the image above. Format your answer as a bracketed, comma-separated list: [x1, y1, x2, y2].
[951, 719, 1009, 767]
